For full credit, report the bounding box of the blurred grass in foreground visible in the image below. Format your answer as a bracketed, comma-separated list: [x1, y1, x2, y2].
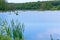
[0, 18, 24, 40]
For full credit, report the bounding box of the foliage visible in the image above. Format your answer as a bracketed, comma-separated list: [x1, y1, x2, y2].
[0, 18, 24, 40]
[5, 1, 60, 10]
[0, 35, 11, 40]
[0, 0, 7, 11]
[11, 19, 24, 40]
[0, 0, 60, 11]
[51, 5, 60, 10]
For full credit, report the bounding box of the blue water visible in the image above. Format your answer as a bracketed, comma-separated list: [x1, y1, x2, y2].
[0, 11, 60, 40]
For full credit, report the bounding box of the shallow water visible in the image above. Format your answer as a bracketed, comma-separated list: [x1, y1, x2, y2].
[0, 11, 60, 40]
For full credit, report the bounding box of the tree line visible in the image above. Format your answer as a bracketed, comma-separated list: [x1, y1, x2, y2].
[0, 0, 60, 11]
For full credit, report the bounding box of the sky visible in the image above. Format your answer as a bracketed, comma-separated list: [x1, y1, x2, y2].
[0, 11, 60, 40]
[7, 0, 50, 3]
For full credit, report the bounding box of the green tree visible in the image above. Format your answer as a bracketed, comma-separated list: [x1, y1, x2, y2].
[0, 0, 7, 10]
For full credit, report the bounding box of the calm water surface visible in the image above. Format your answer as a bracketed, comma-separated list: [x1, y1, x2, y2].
[0, 11, 60, 40]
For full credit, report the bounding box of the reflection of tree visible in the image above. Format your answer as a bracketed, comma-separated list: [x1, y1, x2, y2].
[50, 34, 60, 40]
[50, 34, 53, 40]
[57, 39, 59, 40]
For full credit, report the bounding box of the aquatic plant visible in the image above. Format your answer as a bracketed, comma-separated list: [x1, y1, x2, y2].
[0, 18, 24, 40]
[11, 19, 24, 40]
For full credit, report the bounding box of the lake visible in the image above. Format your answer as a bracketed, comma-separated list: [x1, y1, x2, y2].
[0, 11, 60, 40]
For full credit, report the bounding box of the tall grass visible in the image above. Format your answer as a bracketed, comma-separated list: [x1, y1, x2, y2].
[0, 18, 24, 40]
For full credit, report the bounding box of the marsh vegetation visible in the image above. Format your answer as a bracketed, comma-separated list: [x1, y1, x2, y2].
[0, 13, 24, 40]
